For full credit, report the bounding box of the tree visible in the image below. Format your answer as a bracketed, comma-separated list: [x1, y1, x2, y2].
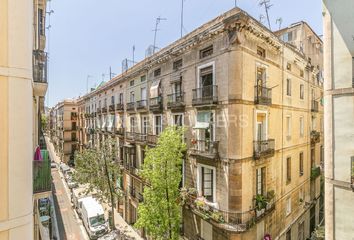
[74, 137, 122, 229]
[135, 126, 186, 240]
[41, 114, 47, 131]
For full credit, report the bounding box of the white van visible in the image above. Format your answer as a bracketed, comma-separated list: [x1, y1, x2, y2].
[81, 197, 108, 239]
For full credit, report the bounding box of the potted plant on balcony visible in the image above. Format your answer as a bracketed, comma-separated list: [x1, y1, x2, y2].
[254, 194, 268, 217]
[266, 190, 275, 210]
[210, 211, 225, 223]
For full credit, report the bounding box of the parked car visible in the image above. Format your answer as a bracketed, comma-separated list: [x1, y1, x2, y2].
[60, 163, 70, 174]
[67, 177, 78, 189]
[64, 170, 73, 181]
[51, 162, 57, 169]
[81, 197, 108, 239]
[98, 230, 119, 240]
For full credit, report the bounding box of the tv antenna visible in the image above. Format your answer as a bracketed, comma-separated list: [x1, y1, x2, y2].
[181, 0, 185, 38]
[259, 15, 265, 24]
[259, 0, 272, 30]
[234, 0, 237, 7]
[152, 16, 167, 54]
[276, 18, 283, 30]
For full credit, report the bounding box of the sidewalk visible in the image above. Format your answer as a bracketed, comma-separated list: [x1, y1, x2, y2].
[113, 210, 143, 240]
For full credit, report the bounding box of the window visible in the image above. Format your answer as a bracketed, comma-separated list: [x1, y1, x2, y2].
[98, 100, 101, 108]
[299, 152, 304, 176]
[130, 117, 135, 132]
[300, 116, 304, 138]
[300, 69, 304, 78]
[172, 114, 183, 127]
[286, 198, 292, 216]
[257, 46, 266, 58]
[286, 78, 292, 96]
[154, 115, 162, 135]
[130, 91, 135, 103]
[256, 167, 266, 196]
[173, 59, 183, 70]
[119, 93, 123, 104]
[287, 157, 292, 183]
[299, 188, 304, 203]
[111, 96, 115, 105]
[154, 68, 161, 77]
[38, 9, 44, 35]
[130, 80, 134, 87]
[199, 65, 213, 87]
[287, 63, 292, 71]
[200, 45, 213, 59]
[300, 84, 304, 99]
[141, 116, 148, 135]
[298, 222, 304, 240]
[104, 98, 107, 108]
[140, 75, 146, 82]
[286, 228, 291, 240]
[286, 116, 291, 139]
[197, 164, 215, 202]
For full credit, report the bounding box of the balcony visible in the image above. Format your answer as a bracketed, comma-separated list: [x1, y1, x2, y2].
[127, 102, 135, 112]
[137, 192, 144, 202]
[33, 159, 51, 195]
[310, 131, 320, 145]
[116, 103, 124, 112]
[190, 140, 219, 160]
[97, 107, 102, 114]
[135, 133, 147, 143]
[149, 96, 163, 112]
[136, 100, 148, 111]
[126, 132, 135, 141]
[192, 85, 218, 106]
[147, 134, 158, 145]
[254, 85, 272, 105]
[109, 104, 115, 112]
[183, 190, 256, 232]
[115, 127, 124, 136]
[167, 92, 185, 111]
[33, 50, 48, 97]
[102, 106, 107, 113]
[253, 139, 275, 159]
[311, 100, 319, 112]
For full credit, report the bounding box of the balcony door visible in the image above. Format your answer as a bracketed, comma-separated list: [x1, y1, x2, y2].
[256, 112, 267, 141]
[141, 87, 146, 101]
[256, 67, 266, 98]
[198, 63, 215, 99]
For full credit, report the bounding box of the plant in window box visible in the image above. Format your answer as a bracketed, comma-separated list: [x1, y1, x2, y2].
[254, 194, 268, 216]
[266, 190, 275, 209]
[210, 211, 225, 223]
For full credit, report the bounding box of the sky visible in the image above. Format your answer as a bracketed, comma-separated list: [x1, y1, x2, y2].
[46, 0, 322, 107]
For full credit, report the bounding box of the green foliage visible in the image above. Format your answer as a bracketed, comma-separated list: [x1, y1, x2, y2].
[74, 137, 122, 225]
[254, 194, 268, 211]
[41, 114, 47, 131]
[135, 127, 186, 240]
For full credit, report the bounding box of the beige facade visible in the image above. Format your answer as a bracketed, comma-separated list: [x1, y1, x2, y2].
[57, 8, 324, 240]
[51, 100, 79, 165]
[323, 1, 354, 240]
[0, 0, 49, 239]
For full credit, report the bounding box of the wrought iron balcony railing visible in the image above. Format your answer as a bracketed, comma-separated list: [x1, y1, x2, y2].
[253, 139, 275, 159]
[167, 92, 185, 110]
[126, 102, 135, 111]
[116, 103, 124, 111]
[310, 130, 320, 144]
[109, 104, 115, 112]
[149, 96, 163, 111]
[190, 139, 219, 160]
[137, 100, 148, 110]
[254, 85, 272, 105]
[33, 50, 48, 83]
[192, 85, 218, 106]
[147, 134, 158, 145]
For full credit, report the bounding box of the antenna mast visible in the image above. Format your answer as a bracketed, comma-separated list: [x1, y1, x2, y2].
[153, 16, 167, 54]
[259, 0, 272, 30]
[276, 18, 283, 30]
[181, 0, 184, 38]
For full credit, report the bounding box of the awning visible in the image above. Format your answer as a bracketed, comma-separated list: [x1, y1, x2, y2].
[193, 122, 209, 129]
[150, 79, 161, 98]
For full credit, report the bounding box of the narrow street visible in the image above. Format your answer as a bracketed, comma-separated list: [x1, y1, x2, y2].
[47, 137, 89, 240]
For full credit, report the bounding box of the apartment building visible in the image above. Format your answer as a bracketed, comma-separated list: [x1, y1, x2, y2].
[71, 8, 323, 240]
[323, 1, 354, 239]
[0, 0, 51, 239]
[51, 100, 79, 165]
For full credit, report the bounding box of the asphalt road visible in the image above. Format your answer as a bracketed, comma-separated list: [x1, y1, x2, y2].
[47, 137, 89, 240]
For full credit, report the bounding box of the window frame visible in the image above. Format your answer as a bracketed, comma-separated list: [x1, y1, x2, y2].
[286, 157, 292, 183]
[299, 152, 304, 176]
[196, 163, 216, 203]
[286, 78, 292, 96]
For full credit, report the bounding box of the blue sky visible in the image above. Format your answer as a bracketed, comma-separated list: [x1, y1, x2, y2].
[46, 0, 322, 107]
